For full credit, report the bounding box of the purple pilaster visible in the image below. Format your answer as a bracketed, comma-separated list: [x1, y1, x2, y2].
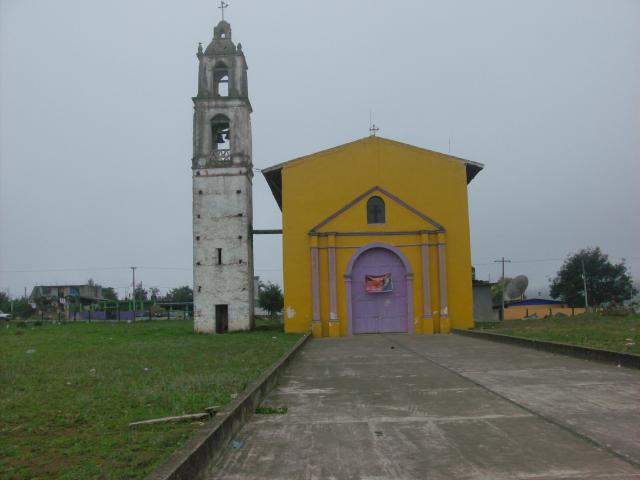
[438, 243, 448, 317]
[311, 247, 320, 323]
[328, 246, 338, 321]
[406, 273, 414, 335]
[421, 244, 431, 319]
[345, 277, 353, 335]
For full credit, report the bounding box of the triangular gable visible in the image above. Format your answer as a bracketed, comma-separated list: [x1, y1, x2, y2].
[262, 136, 484, 211]
[309, 186, 445, 233]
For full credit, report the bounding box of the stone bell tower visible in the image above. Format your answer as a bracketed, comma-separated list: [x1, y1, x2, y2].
[192, 19, 254, 333]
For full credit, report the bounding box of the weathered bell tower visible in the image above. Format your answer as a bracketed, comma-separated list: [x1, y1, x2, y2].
[192, 18, 254, 333]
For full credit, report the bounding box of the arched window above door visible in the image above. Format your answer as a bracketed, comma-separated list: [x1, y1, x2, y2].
[367, 196, 385, 224]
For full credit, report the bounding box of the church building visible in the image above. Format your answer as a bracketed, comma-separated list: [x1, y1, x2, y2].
[263, 138, 483, 336]
[191, 18, 483, 335]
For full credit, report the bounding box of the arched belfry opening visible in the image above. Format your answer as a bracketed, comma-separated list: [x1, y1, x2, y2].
[210, 114, 231, 163]
[213, 61, 229, 97]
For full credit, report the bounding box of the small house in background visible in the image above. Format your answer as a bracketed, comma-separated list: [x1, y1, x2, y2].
[503, 298, 585, 319]
[30, 284, 104, 310]
[472, 279, 497, 322]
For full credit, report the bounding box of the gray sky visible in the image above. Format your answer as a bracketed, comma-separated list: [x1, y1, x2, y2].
[1, 0, 639, 299]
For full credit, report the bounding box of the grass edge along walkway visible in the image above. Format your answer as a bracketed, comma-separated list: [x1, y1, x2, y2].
[0, 319, 302, 480]
[474, 313, 639, 355]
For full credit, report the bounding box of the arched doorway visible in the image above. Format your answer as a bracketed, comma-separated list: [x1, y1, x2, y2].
[346, 243, 413, 334]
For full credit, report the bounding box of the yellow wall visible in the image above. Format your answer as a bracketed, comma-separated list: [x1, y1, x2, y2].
[504, 306, 586, 320]
[281, 137, 476, 336]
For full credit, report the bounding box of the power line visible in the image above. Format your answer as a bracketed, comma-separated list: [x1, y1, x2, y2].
[0, 266, 191, 273]
[137, 266, 191, 271]
[2, 256, 638, 274]
[474, 256, 640, 266]
[0, 266, 130, 273]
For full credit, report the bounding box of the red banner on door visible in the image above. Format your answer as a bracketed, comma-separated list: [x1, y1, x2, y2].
[365, 273, 393, 293]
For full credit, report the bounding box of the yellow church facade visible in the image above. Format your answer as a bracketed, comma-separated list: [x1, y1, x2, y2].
[263, 136, 483, 336]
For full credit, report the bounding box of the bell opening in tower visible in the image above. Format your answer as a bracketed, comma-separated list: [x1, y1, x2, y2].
[213, 61, 229, 97]
[210, 114, 231, 163]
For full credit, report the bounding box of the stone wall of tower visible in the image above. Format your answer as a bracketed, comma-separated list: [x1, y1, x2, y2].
[193, 166, 253, 332]
[192, 20, 254, 333]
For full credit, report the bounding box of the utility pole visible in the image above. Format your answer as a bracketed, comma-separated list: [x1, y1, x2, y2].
[131, 266, 137, 318]
[494, 257, 511, 321]
[581, 259, 589, 311]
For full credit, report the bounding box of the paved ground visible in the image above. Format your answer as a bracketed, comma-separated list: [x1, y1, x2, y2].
[206, 334, 640, 479]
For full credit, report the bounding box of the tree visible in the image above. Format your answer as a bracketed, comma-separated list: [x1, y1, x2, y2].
[102, 287, 118, 301]
[549, 247, 637, 307]
[163, 286, 193, 303]
[9, 296, 35, 318]
[491, 277, 512, 305]
[258, 282, 284, 318]
[133, 282, 148, 301]
[34, 294, 54, 312]
[149, 287, 161, 301]
[0, 291, 10, 312]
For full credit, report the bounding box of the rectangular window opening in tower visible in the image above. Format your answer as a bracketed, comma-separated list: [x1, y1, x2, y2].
[217, 75, 229, 96]
[213, 62, 229, 97]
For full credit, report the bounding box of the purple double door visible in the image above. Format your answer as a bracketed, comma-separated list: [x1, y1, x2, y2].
[351, 247, 408, 334]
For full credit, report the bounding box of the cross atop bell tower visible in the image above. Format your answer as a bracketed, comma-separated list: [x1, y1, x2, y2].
[192, 15, 254, 333]
[218, 1, 229, 20]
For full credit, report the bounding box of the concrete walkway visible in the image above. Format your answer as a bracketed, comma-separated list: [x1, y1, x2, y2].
[206, 334, 640, 479]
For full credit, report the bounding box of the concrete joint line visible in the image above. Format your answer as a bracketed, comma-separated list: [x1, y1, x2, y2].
[381, 335, 640, 470]
[146, 333, 311, 480]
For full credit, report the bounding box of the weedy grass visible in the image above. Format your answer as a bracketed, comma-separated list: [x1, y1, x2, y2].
[0, 319, 301, 479]
[255, 406, 288, 414]
[476, 313, 640, 354]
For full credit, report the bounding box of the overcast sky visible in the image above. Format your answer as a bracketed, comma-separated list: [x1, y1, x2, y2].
[1, 0, 639, 299]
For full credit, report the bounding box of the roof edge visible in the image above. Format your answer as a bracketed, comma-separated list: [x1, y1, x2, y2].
[261, 136, 485, 210]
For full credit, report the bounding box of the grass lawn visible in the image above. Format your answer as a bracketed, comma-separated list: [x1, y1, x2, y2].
[0, 319, 302, 479]
[475, 313, 640, 354]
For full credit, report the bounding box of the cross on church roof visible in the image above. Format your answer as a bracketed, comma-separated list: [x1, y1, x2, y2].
[219, 1, 229, 20]
[369, 124, 380, 137]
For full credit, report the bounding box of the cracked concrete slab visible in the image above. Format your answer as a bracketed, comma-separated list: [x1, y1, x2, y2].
[394, 334, 640, 466]
[205, 334, 640, 479]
